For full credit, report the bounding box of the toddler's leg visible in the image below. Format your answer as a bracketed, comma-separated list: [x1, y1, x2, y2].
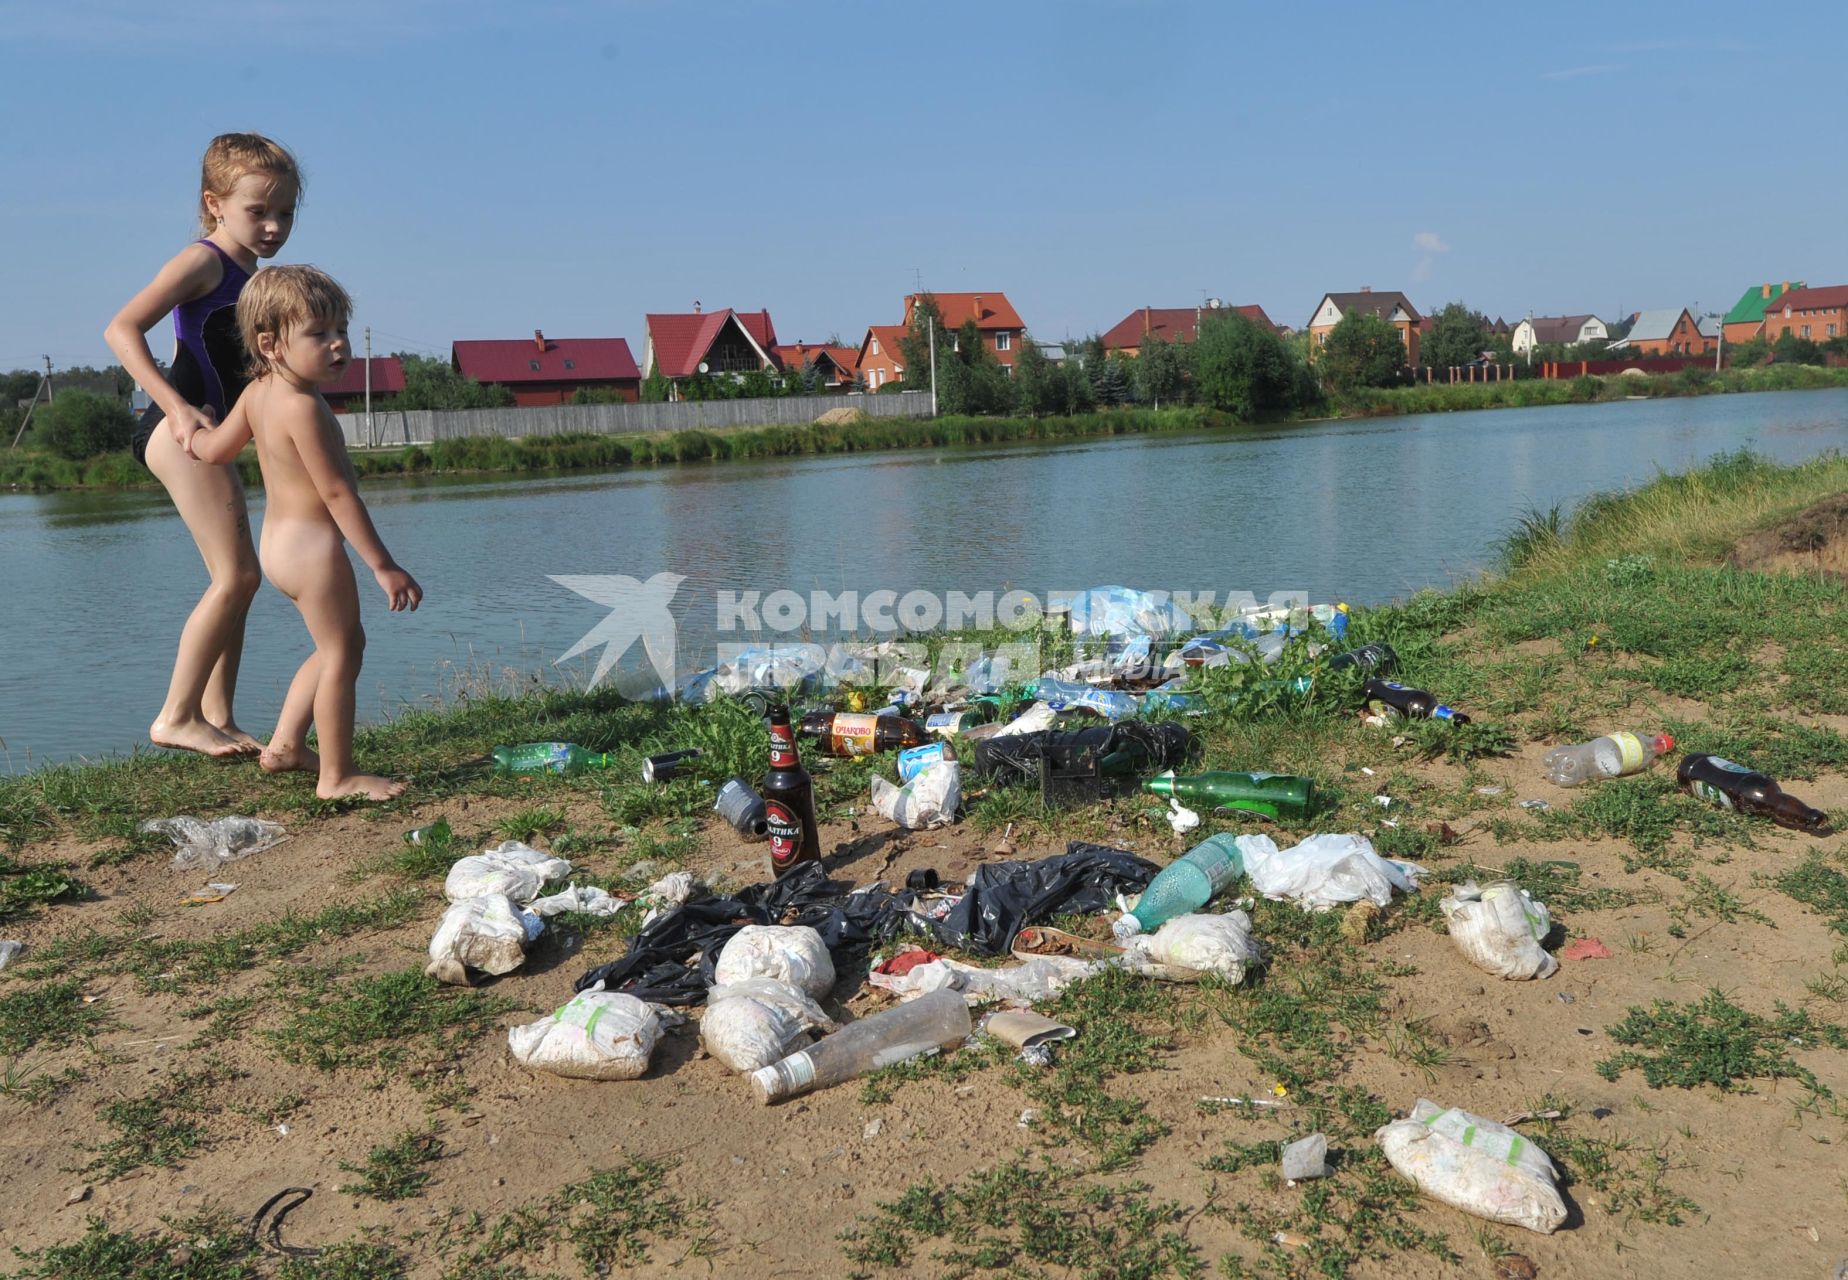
[292, 550, 403, 802]
[144, 428, 261, 756]
[259, 652, 321, 775]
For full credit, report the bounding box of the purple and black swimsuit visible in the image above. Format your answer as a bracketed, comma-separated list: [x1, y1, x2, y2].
[131, 239, 252, 466]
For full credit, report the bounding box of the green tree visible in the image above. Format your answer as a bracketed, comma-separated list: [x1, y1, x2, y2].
[33, 389, 135, 459]
[739, 367, 777, 399]
[1192, 311, 1312, 418]
[1772, 332, 1825, 365]
[640, 370, 671, 402]
[1422, 302, 1490, 370]
[1136, 335, 1188, 408]
[1012, 339, 1057, 416]
[899, 294, 948, 393]
[389, 355, 515, 410]
[1058, 356, 1095, 415]
[1318, 312, 1408, 392]
[1093, 355, 1130, 406]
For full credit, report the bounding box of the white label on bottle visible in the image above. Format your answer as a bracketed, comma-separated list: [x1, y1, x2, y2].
[1692, 780, 1734, 810]
[1610, 733, 1645, 774]
[1709, 757, 1750, 774]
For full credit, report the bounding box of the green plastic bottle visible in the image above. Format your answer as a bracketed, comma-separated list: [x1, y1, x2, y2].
[491, 742, 617, 775]
[1142, 770, 1313, 820]
[1122, 833, 1246, 936]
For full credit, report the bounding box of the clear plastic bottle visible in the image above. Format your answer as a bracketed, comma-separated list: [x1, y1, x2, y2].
[1117, 833, 1245, 938]
[1542, 732, 1674, 787]
[1031, 677, 1141, 721]
[750, 988, 972, 1104]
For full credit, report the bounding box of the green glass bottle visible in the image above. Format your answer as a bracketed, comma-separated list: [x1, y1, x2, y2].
[1142, 769, 1313, 820]
[491, 742, 617, 775]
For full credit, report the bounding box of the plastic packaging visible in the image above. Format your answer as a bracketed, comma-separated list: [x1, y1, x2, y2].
[506, 985, 659, 1080]
[1032, 677, 1142, 721]
[1116, 834, 1244, 938]
[934, 843, 1160, 955]
[751, 988, 973, 1104]
[527, 883, 626, 919]
[1441, 881, 1557, 980]
[1376, 1099, 1567, 1235]
[713, 924, 836, 999]
[0, 940, 22, 971]
[897, 741, 955, 782]
[1281, 1134, 1330, 1181]
[141, 816, 287, 872]
[700, 978, 837, 1073]
[870, 760, 961, 829]
[1238, 833, 1424, 911]
[1125, 910, 1261, 982]
[444, 841, 571, 905]
[1543, 731, 1673, 787]
[991, 701, 1058, 737]
[426, 894, 543, 985]
[714, 777, 770, 839]
[865, 953, 1101, 1004]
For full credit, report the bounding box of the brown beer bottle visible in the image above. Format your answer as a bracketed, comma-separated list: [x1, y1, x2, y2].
[1677, 753, 1828, 834]
[763, 706, 822, 877]
[796, 710, 928, 757]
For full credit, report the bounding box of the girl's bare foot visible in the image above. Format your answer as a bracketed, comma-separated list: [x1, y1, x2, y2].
[260, 742, 320, 774]
[150, 717, 253, 759]
[212, 720, 264, 753]
[317, 773, 406, 802]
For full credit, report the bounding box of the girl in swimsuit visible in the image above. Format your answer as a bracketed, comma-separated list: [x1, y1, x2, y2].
[104, 133, 301, 758]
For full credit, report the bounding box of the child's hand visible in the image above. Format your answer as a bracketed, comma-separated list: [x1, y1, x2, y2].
[376, 564, 423, 612]
[168, 404, 218, 455]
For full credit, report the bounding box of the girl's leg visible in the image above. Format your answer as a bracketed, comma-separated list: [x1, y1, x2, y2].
[143, 426, 262, 757]
[203, 601, 260, 750]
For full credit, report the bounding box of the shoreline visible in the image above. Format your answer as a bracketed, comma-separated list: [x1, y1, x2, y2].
[7, 364, 1848, 494]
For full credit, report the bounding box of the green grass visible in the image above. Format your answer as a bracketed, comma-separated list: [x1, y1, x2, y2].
[339, 1125, 446, 1201]
[82, 1063, 237, 1179]
[1768, 850, 1848, 933]
[2, 1211, 262, 1280]
[267, 966, 512, 1074]
[0, 853, 85, 919]
[1596, 988, 1848, 1092]
[0, 977, 105, 1055]
[1524, 1096, 1701, 1227]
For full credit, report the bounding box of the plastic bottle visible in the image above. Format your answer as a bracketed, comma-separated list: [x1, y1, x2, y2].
[1542, 732, 1674, 787]
[491, 742, 616, 775]
[750, 988, 972, 1104]
[1142, 770, 1313, 820]
[1677, 753, 1829, 833]
[1362, 679, 1471, 724]
[1118, 833, 1245, 937]
[1031, 677, 1142, 721]
[797, 711, 928, 757]
[713, 777, 769, 840]
[1328, 642, 1399, 676]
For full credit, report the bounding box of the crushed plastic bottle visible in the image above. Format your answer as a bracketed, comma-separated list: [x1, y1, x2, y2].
[1542, 732, 1673, 787]
[1115, 833, 1244, 938]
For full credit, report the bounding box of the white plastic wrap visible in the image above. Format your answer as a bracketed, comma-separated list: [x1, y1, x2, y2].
[527, 883, 626, 918]
[1376, 1099, 1566, 1235]
[1441, 881, 1557, 981]
[865, 954, 1100, 1004]
[142, 816, 287, 872]
[506, 984, 659, 1080]
[1127, 910, 1260, 983]
[1237, 833, 1424, 912]
[444, 841, 571, 905]
[712, 925, 836, 999]
[426, 894, 543, 985]
[699, 978, 837, 1072]
[870, 761, 961, 830]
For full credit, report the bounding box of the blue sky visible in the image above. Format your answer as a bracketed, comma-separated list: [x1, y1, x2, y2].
[3, 1, 1841, 374]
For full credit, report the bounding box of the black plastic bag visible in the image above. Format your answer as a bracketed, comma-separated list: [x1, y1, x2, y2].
[971, 723, 1191, 788]
[932, 842, 1160, 956]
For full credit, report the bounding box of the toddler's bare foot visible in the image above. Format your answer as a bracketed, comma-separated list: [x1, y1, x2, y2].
[317, 773, 406, 802]
[261, 742, 320, 774]
[212, 721, 264, 753]
[150, 717, 252, 759]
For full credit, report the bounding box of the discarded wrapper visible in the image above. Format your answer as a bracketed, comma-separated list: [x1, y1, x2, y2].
[183, 883, 238, 905]
[985, 1009, 1077, 1053]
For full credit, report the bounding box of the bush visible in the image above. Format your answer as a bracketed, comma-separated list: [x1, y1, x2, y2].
[33, 390, 135, 460]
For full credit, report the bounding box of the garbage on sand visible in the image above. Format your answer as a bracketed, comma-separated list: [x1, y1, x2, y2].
[700, 978, 836, 1073]
[933, 843, 1160, 955]
[712, 924, 836, 1000]
[983, 1009, 1077, 1059]
[507, 984, 660, 1080]
[1123, 911, 1261, 983]
[445, 841, 571, 905]
[1376, 1099, 1567, 1235]
[751, 987, 971, 1105]
[1442, 881, 1557, 980]
[1561, 936, 1613, 962]
[870, 759, 960, 829]
[141, 816, 286, 872]
[1114, 832, 1242, 939]
[527, 883, 626, 919]
[0, 940, 22, 971]
[427, 894, 543, 986]
[183, 883, 238, 905]
[1281, 1133, 1330, 1181]
[1235, 833, 1424, 912]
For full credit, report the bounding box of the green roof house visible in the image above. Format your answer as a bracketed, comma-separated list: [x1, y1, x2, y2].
[1723, 281, 1804, 343]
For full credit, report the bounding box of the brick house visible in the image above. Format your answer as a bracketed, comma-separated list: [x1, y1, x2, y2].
[642, 306, 781, 396]
[1762, 285, 1848, 345]
[1510, 314, 1609, 355]
[320, 356, 404, 413]
[1100, 302, 1277, 357]
[854, 325, 909, 391]
[1723, 281, 1804, 345]
[854, 292, 1026, 389]
[1305, 289, 1422, 364]
[1609, 309, 1713, 357]
[770, 342, 859, 392]
[451, 331, 641, 406]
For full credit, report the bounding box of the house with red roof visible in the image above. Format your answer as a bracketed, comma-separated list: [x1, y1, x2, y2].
[1762, 285, 1848, 345]
[451, 331, 641, 406]
[853, 291, 1027, 390]
[855, 325, 909, 391]
[771, 342, 859, 393]
[642, 306, 781, 395]
[321, 356, 404, 413]
[1101, 303, 1276, 357]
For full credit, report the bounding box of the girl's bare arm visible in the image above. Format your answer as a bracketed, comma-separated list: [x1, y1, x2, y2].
[103, 245, 224, 445]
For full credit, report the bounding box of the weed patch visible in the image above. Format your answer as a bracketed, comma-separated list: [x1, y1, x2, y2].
[339, 1125, 446, 1201]
[269, 967, 511, 1074]
[0, 977, 104, 1054]
[0, 853, 85, 920]
[1597, 989, 1848, 1093]
[1768, 851, 1848, 933]
[82, 1063, 237, 1179]
[3, 1210, 260, 1279]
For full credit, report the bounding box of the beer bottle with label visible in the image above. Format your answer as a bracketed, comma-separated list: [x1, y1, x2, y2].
[797, 710, 928, 757]
[1677, 754, 1828, 834]
[763, 706, 822, 876]
[1362, 678, 1471, 724]
[1328, 642, 1399, 676]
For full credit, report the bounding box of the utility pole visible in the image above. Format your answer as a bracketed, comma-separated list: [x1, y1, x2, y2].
[9, 361, 51, 450]
[1714, 316, 1724, 373]
[364, 327, 374, 447]
[43, 355, 53, 405]
[928, 318, 938, 417]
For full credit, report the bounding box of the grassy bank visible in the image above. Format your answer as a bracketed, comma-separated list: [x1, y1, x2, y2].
[3, 450, 1848, 1276]
[1340, 360, 1848, 417]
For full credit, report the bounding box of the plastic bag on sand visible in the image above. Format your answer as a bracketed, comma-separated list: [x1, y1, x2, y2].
[527, 884, 625, 919]
[700, 978, 837, 1072]
[867, 953, 1100, 1004]
[426, 894, 543, 985]
[870, 760, 960, 830]
[1126, 911, 1260, 983]
[507, 984, 659, 1080]
[713, 924, 835, 999]
[1377, 1099, 1566, 1234]
[1441, 881, 1557, 981]
[1238, 833, 1424, 912]
[142, 816, 286, 872]
[445, 841, 571, 905]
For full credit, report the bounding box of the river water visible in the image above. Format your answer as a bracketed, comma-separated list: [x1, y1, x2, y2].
[4, 389, 1846, 767]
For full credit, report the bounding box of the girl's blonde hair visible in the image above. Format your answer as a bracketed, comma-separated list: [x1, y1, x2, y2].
[238, 264, 352, 379]
[199, 132, 302, 236]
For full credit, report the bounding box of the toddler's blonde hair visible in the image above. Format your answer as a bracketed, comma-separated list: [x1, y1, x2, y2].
[199, 132, 302, 236]
[238, 264, 351, 379]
